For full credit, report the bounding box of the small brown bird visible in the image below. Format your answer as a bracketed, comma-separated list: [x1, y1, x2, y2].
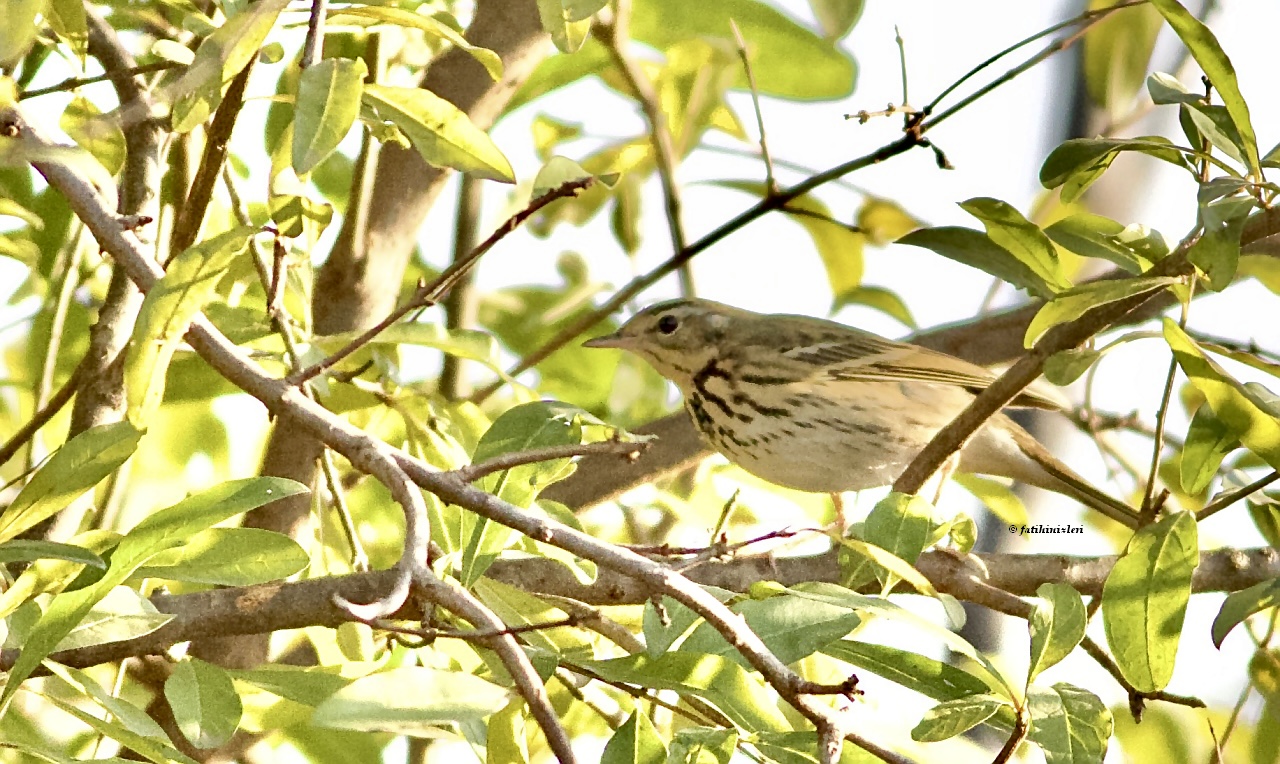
[585, 299, 1134, 526]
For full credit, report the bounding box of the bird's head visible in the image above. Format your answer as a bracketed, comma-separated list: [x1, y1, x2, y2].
[584, 299, 746, 387]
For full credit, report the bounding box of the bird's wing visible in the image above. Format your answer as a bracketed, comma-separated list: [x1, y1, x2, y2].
[779, 327, 1061, 410]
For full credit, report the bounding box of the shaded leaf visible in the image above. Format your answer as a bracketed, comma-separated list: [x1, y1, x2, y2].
[328, 6, 502, 80]
[1040, 137, 1189, 202]
[1028, 583, 1087, 684]
[1026, 683, 1112, 764]
[911, 693, 1007, 742]
[680, 592, 862, 667]
[293, 57, 366, 176]
[601, 711, 667, 764]
[898, 225, 1054, 299]
[1024, 277, 1176, 347]
[960, 197, 1072, 294]
[1181, 405, 1238, 495]
[165, 659, 243, 749]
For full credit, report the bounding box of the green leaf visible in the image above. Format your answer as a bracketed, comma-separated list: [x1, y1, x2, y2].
[1024, 277, 1176, 347]
[60, 96, 125, 176]
[643, 588, 736, 657]
[473, 577, 594, 657]
[897, 226, 1055, 299]
[0, 0, 41, 65]
[680, 592, 862, 667]
[327, 6, 503, 80]
[1101, 511, 1198, 692]
[0, 530, 120, 619]
[1082, 2, 1162, 117]
[165, 659, 243, 749]
[0, 477, 307, 715]
[670, 728, 737, 764]
[0, 539, 105, 568]
[836, 536, 939, 598]
[581, 653, 789, 733]
[1147, 72, 1202, 105]
[170, 0, 291, 132]
[832, 286, 916, 329]
[1040, 137, 1189, 202]
[1188, 195, 1253, 291]
[126, 226, 258, 427]
[808, 0, 865, 41]
[53, 586, 173, 651]
[1183, 103, 1247, 165]
[1043, 349, 1102, 386]
[960, 197, 1072, 294]
[45, 662, 167, 740]
[821, 640, 993, 702]
[268, 192, 333, 240]
[1149, 0, 1260, 176]
[533, 155, 597, 198]
[910, 693, 1008, 742]
[311, 666, 511, 734]
[136, 527, 308, 586]
[1166, 320, 1280, 471]
[458, 401, 597, 584]
[1043, 213, 1164, 273]
[47, 0, 87, 60]
[790, 582, 1015, 697]
[631, 0, 856, 100]
[1028, 583, 1087, 684]
[1211, 578, 1280, 649]
[861, 492, 932, 592]
[361, 83, 514, 182]
[293, 58, 366, 176]
[1026, 683, 1112, 764]
[535, 0, 599, 52]
[229, 664, 350, 706]
[38, 690, 197, 764]
[602, 711, 667, 764]
[1180, 405, 1238, 495]
[0, 421, 141, 544]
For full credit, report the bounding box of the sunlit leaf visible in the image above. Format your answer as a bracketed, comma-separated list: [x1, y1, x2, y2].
[328, 6, 502, 80]
[1028, 583, 1087, 684]
[311, 667, 511, 733]
[361, 84, 514, 182]
[1101, 511, 1198, 692]
[911, 693, 1008, 742]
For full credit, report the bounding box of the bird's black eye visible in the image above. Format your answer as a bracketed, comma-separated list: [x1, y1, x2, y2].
[657, 314, 680, 335]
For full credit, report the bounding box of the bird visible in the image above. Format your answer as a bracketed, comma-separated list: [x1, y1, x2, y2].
[584, 298, 1135, 526]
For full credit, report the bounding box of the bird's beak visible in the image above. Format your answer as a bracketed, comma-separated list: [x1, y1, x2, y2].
[583, 331, 626, 349]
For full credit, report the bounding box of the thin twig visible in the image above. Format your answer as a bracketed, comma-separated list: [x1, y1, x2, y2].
[0, 362, 84, 467]
[923, 0, 1145, 123]
[1078, 637, 1206, 717]
[599, 0, 694, 295]
[469, 132, 925, 404]
[1197, 471, 1280, 522]
[18, 62, 180, 100]
[729, 19, 777, 193]
[301, 0, 329, 69]
[1142, 279, 1194, 517]
[288, 177, 594, 386]
[452, 440, 649, 484]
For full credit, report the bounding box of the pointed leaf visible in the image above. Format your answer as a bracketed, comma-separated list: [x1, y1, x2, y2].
[581, 653, 789, 733]
[960, 197, 1072, 293]
[293, 57, 366, 175]
[1040, 137, 1189, 202]
[0, 421, 141, 544]
[911, 693, 1008, 742]
[136, 527, 309, 586]
[1026, 683, 1112, 764]
[1149, 0, 1260, 175]
[821, 640, 993, 701]
[1028, 583, 1087, 683]
[0, 478, 306, 714]
[1181, 405, 1238, 495]
[897, 226, 1054, 299]
[601, 711, 667, 764]
[1211, 578, 1280, 649]
[126, 226, 258, 426]
[1102, 511, 1198, 692]
[327, 7, 502, 80]
[361, 84, 513, 182]
[165, 658, 243, 749]
[1024, 277, 1176, 347]
[1166, 320, 1280, 470]
[680, 592, 861, 667]
[0, 539, 105, 568]
[311, 666, 511, 733]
